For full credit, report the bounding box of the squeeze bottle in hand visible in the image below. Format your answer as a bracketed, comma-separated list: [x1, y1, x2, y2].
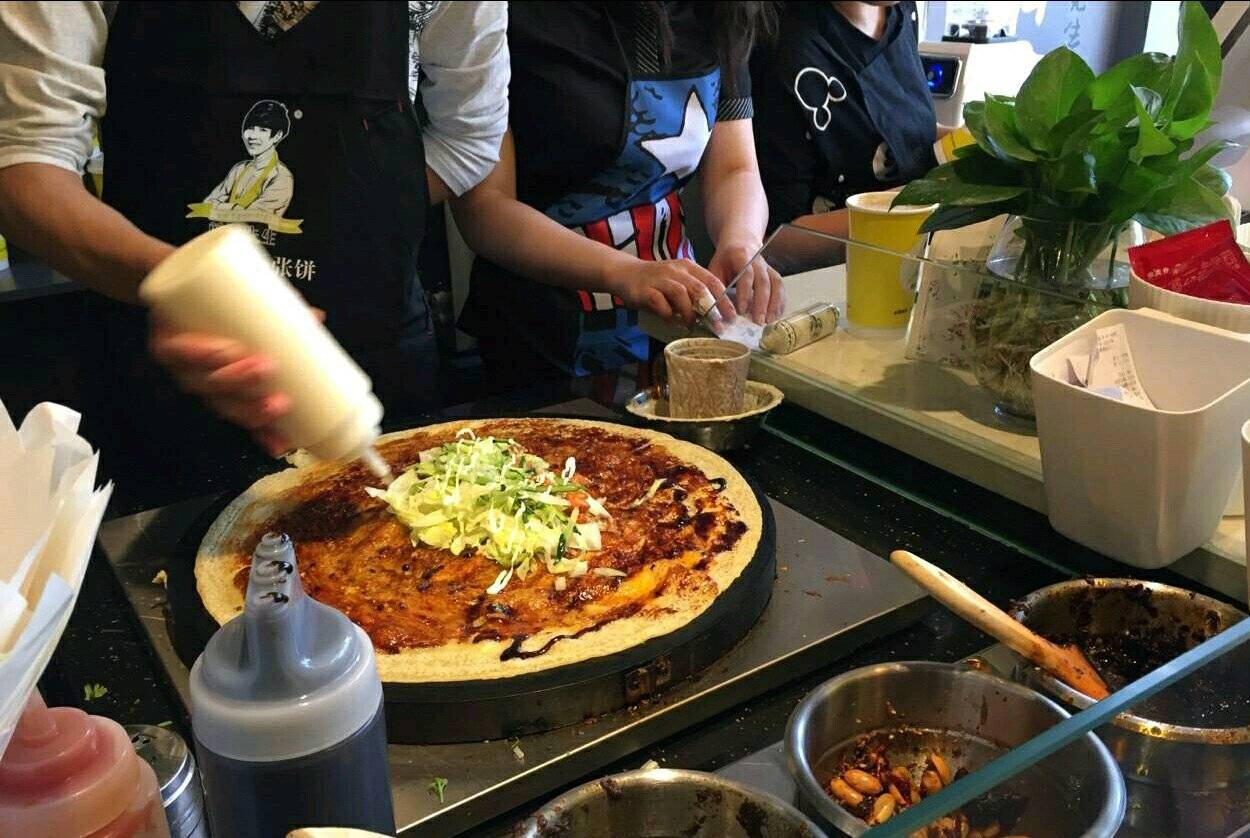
[139, 225, 391, 479]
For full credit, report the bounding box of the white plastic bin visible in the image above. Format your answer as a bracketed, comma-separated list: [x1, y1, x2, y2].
[1127, 249, 1250, 517]
[1030, 309, 1250, 568]
[1244, 419, 1250, 605]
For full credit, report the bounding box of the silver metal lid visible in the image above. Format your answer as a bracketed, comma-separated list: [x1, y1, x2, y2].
[126, 724, 196, 804]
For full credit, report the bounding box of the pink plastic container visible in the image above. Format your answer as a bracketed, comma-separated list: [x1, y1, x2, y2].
[0, 692, 169, 838]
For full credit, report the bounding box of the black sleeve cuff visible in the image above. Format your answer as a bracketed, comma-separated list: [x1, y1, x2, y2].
[717, 96, 754, 122]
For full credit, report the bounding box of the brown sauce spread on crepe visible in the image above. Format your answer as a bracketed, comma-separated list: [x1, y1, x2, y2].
[228, 420, 749, 659]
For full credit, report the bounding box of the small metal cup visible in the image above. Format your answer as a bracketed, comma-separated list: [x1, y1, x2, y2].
[127, 724, 208, 838]
[664, 338, 750, 419]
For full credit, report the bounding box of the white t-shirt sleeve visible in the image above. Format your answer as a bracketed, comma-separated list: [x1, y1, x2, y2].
[417, 0, 509, 196]
[0, 1, 109, 173]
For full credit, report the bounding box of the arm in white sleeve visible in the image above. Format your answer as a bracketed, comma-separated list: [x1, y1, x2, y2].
[0, 1, 108, 173]
[417, 0, 509, 197]
[0, 2, 173, 302]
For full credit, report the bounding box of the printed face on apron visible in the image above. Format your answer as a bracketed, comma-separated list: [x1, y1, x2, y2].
[103, 1, 426, 354]
[187, 99, 305, 238]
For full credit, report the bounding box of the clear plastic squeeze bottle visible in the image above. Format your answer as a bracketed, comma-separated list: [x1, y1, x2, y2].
[139, 225, 392, 480]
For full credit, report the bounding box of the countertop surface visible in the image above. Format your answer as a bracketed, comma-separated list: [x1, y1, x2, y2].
[10, 288, 1241, 835]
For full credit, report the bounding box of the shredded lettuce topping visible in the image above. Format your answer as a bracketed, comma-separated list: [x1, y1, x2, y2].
[365, 430, 609, 594]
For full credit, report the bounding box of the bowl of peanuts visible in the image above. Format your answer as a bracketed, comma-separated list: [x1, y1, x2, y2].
[784, 661, 1125, 837]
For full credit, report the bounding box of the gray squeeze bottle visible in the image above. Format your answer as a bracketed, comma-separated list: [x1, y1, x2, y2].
[189, 532, 395, 837]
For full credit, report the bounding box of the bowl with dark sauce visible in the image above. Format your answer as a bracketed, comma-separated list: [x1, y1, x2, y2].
[1010, 578, 1250, 837]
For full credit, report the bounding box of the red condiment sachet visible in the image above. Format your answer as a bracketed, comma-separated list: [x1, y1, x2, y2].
[1128, 220, 1250, 304]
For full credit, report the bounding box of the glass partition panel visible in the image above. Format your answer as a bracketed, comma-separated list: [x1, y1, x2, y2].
[688, 222, 1127, 486]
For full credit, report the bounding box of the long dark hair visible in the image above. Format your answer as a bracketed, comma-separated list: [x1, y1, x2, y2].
[644, 1, 778, 94]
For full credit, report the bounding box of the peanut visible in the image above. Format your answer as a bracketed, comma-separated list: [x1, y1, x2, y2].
[929, 752, 954, 785]
[830, 776, 864, 807]
[843, 768, 884, 795]
[868, 793, 896, 825]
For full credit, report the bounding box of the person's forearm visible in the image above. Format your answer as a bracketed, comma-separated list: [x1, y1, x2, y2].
[450, 189, 632, 291]
[426, 166, 452, 205]
[792, 208, 850, 239]
[0, 163, 173, 302]
[704, 167, 769, 250]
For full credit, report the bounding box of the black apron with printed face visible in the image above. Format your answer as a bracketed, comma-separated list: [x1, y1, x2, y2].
[793, 1, 936, 209]
[89, 2, 431, 475]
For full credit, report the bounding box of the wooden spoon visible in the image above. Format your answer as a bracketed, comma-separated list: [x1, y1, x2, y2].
[890, 550, 1111, 700]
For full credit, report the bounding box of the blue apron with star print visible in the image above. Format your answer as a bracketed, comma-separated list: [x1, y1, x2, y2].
[466, 69, 720, 377]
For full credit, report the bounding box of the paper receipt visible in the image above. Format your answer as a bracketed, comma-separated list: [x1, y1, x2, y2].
[1086, 324, 1155, 409]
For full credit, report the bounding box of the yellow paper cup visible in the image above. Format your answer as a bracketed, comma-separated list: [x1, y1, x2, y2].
[845, 191, 936, 330]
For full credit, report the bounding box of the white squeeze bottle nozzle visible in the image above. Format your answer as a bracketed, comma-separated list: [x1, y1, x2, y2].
[139, 225, 392, 480]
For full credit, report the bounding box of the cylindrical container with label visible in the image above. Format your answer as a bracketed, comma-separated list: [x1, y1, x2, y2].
[0, 691, 170, 838]
[664, 338, 750, 419]
[190, 532, 394, 838]
[845, 191, 936, 331]
[760, 303, 840, 355]
[139, 225, 390, 478]
[125, 724, 207, 838]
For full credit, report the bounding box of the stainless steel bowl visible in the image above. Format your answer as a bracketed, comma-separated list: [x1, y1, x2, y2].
[1009, 578, 1250, 837]
[625, 381, 784, 452]
[785, 661, 1125, 837]
[511, 768, 823, 837]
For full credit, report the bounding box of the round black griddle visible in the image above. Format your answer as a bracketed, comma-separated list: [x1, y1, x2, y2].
[166, 417, 777, 744]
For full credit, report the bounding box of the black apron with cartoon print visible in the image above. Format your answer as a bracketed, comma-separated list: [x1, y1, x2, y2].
[786, 0, 936, 210]
[91, 1, 431, 472]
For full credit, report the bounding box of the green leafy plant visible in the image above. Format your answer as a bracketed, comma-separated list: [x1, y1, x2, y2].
[894, 2, 1230, 417]
[896, 1, 1229, 243]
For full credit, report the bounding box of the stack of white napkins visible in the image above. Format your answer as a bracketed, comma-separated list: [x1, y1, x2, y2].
[0, 400, 112, 760]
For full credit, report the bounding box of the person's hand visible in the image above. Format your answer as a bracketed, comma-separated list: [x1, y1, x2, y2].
[148, 309, 325, 455]
[708, 239, 785, 325]
[149, 322, 291, 454]
[602, 256, 735, 325]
